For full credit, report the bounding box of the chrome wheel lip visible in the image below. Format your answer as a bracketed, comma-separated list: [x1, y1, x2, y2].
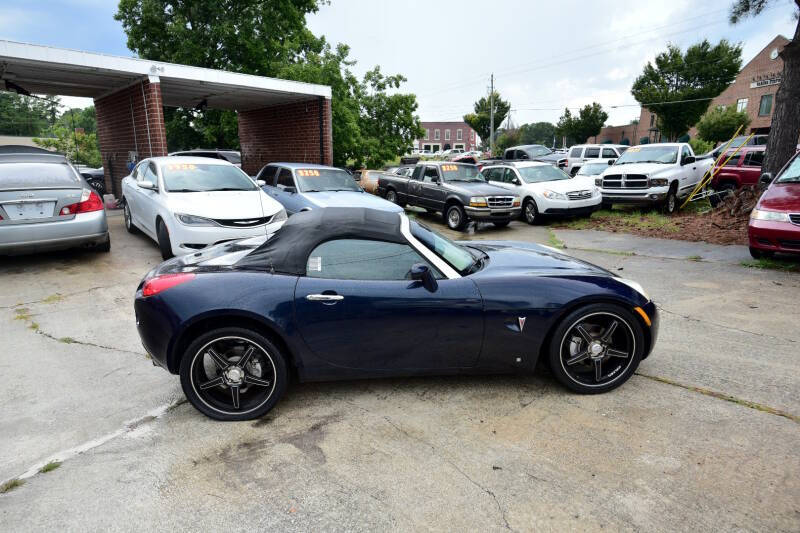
[559, 311, 635, 388]
[190, 336, 277, 416]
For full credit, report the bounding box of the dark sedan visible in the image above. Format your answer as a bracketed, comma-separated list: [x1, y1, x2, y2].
[135, 208, 658, 420]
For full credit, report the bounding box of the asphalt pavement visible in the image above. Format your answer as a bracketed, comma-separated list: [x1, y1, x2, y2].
[1, 211, 798, 532]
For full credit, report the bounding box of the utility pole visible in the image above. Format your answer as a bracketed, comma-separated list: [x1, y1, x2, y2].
[489, 73, 494, 155]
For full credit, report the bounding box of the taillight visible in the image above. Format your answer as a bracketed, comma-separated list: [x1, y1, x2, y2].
[142, 273, 196, 297]
[60, 189, 104, 215]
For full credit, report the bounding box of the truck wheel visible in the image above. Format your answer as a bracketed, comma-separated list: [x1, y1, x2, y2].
[663, 186, 678, 214]
[445, 204, 467, 231]
[386, 189, 398, 204]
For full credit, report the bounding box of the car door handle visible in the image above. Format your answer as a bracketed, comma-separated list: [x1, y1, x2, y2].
[306, 294, 344, 302]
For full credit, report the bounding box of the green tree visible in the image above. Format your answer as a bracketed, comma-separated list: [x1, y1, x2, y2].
[556, 103, 608, 144]
[33, 127, 102, 167]
[54, 106, 97, 134]
[495, 128, 522, 152]
[0, 93, 59, 136]
[631, 39, 742, 141]
[463, 91, 510, 149]
[730, 0, 800, 176]
[696, 105, 751, 144]
[518, 122, 556, 146]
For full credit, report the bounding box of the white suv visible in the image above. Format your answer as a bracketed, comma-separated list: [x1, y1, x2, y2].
[481, 161, 601, 224]
[566, 144, 628, 176]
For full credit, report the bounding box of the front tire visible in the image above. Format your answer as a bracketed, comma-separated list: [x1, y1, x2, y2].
[179, 328, 288, 421]
[663, 186, 678, 214]
[156, 219, 174, 260]
[547, 303, 644, 394]
[523, 198, 539, 225]
[445, 204, 467, 231]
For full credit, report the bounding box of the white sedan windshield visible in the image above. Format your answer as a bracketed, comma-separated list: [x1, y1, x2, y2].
[162, 163, 257, 192]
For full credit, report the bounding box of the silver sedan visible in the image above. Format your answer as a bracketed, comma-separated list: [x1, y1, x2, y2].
[0, 147, 110, 255]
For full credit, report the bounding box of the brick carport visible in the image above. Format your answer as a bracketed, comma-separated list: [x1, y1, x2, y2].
[0, 40, 332, 196]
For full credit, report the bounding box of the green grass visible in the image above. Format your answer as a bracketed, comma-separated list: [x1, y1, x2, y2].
[41, 293, 64, 304]
[686, 255, 703, 262]
[573, 247, 635, 256]
[740, 258, 800, 272]
[58, 337, 76, 344]
[0, 478, 24, 494]
[39, 461, 61, 474]
[555, 207, 681, 233]
[13, 308, 31, 321]
[547, 229, 565, 249]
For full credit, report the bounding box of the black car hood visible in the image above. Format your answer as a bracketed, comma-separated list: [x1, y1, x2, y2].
[444, 181, 514, 196]
[460, 240, 613, 277]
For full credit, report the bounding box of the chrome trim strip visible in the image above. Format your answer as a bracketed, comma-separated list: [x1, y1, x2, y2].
[399, 213, 461, 280]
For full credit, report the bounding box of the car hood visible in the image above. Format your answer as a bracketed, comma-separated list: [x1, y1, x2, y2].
[444, 181, 514, 196]
[167, 190, 280, 219]
[757, 182, 800, 211]
[306, 190, 403, 212]
[522, 175, 595, 193]
[601, 162, 667, 175]
[533, 153, 563, 162]
[461, 240, 612, 277]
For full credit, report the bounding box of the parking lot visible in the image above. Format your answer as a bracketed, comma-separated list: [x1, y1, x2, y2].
[1, 210, 799, 531]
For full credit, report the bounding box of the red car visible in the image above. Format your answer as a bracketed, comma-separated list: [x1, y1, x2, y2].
[711, 146, 765, 191]
[748, 151, 800, 258]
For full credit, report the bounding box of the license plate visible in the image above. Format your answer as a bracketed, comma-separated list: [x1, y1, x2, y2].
[5, 202, 55, 221]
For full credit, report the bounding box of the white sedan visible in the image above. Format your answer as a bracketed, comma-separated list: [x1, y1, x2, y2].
[122, 156, 286, 259]
[481, 161, 601, 224]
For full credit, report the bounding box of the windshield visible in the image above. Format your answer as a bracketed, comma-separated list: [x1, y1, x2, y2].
[222, 152, 241, 164]
[577, 162, 609, 176]
[524, 146, 552, 158]
[162, 163, 257, 192]
[440, 164, 483, 182]
[614, 146, 678, 165]
[296, 168, 360, 192]
[0, 163, 80, 188]
[776, 155, 800, 183]
[411, 220, 476, 273]
[518, 165, 570, 183]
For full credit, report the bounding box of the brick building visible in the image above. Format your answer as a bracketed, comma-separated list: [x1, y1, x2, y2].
[639, 35, 790, 143]
[417, 121, 479, 152]
[587, 123, 639, 145]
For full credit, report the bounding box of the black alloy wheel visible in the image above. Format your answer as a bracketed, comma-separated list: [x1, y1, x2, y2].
[180, 328, 288, 421]
[523, 198, 539, 225]
[157, 220, 174, 260]
[446, 204, 467, 231]
[548, 304, 644, 394]
[123, 201, 138, 234]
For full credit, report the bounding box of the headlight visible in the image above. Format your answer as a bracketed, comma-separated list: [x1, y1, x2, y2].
[512, 196, 521, 207]
[750, 209, 789, 222]
[649, 178, 667, 187]
[272, 208, 288, 223]
[542, 189, 567, 200]
[469, 196, 488, 207]
[593, 186, 601, 195]
[176, 213, 217, 226]
[617, 278, 650, 301]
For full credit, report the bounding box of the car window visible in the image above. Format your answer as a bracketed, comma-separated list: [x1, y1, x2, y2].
[723, 152, 741, 166]
[423, 166, 439, 183]
[295, 168, 360, 192]
[411, 166, 424, 180]
[743, 151, 764, 167]
[143, 163, 159, 188]
[277, 168, 295, 189]
[161, 163, 257, 192]
[134, 161, 148, 182]
[503, 168, 517, 183]
[440, 164, 482, 182]
[569, 147, 583, 158]
[681, 146, 692, 162]
[258, 165, 278, 184]
[482, 167, 500, 181]
[306, 239, 440, 280]
[517, 165, 570, 183]
[584, 147, 600, 158]
[602, 148, 617, 158]
[615, 146, 678, 165]
[776, 155, 800, 183]
[577, 162, 607, 176]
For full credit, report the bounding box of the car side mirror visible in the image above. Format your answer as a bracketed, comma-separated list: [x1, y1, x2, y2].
[682, 156, 696, 165]
[511, 178, 521, 185]
[256, 179, 266, 186]
[608, 159, 616, 165]
[139, 180, 156, 190]
[410, 263, 438, 292]
[759, 172, 773, 186]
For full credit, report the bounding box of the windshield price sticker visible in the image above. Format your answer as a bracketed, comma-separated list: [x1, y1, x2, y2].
[627, 147, 641, 153]
[166, 164, 197, 171]
[298, 169, 321, 177]
[441, 164, 459, 172]
[308, 256, 322, 272]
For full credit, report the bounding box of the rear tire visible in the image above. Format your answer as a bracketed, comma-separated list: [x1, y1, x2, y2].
[179, 327, 288, 421]
[548, 303, 645, 394]
[445, 204, 467, 231]
[123, 201, 139, 234]
[95, 235, 111, 253]
[386, 189, 398, 204]
[157, 219, 174, 260]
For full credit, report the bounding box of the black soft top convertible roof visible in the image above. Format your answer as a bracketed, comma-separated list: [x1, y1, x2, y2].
[236, 207, 405, 274]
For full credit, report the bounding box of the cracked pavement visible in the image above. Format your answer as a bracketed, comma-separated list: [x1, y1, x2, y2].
[1, 212, 798, 532]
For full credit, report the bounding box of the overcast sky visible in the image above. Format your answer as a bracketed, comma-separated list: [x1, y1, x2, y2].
[1, 0, 796, 127]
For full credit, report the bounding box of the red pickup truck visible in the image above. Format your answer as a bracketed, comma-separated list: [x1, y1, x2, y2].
[710, 146, 765, 191]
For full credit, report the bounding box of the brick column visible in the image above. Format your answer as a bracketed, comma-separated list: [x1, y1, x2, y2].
[238, 97, 333, 176]
[94, 78, 168, 198]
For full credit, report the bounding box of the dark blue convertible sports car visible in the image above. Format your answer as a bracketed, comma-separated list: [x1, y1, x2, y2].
[135, 208, 658, 420]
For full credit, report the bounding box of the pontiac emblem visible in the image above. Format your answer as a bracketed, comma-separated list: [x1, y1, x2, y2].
[518, 317, 526, 331]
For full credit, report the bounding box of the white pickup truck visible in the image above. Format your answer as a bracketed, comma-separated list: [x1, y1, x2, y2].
[596, 143, 714, 213]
